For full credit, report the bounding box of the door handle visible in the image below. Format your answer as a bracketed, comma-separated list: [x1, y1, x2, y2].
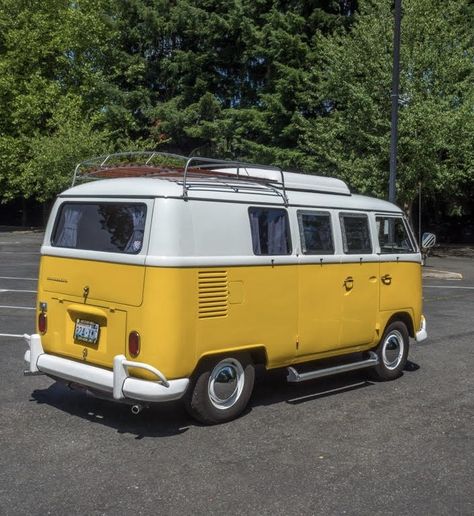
[381, 274, 392, 285]
[344, 276, 354, 290]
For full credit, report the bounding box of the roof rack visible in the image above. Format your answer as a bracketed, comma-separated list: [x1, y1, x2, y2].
[72, 152, 290, 205]
[72, 151, 351, 201]
[72, 152, 188, 184]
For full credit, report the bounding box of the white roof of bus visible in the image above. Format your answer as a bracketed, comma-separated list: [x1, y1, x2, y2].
[60, 176, 401, 213]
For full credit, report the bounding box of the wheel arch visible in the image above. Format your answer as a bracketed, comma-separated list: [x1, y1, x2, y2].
[184, 346, 261, 424]
[384, 312, 415, 338]
[192, 346, 268, 376]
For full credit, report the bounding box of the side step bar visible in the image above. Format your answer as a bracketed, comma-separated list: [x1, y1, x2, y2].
[287, 352, 379, 383]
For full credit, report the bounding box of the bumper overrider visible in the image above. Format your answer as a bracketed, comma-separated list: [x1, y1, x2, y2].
[415, 315, 427, 342]
[23, 334, 189, 403]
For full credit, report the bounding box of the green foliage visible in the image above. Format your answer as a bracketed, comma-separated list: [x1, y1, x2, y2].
[0, 0, 141, 202]
[0, 0, 472, 216]
[22, 100, 113, 202]
[297, 0, 474, 212]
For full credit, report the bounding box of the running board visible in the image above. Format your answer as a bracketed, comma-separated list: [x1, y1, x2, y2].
[287, 352, 379, 383]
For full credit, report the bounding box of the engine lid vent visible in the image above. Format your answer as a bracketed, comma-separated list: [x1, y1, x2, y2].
[198, 270, 228, 319]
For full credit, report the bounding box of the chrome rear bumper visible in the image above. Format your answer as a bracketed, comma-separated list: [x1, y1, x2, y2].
[24, 334, 189, 403]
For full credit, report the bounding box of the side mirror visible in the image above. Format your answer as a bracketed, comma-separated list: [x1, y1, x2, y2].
[421, 232, 436, 249]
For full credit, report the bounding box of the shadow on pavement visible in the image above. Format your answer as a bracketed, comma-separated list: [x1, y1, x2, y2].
[404, 360, 420, 372]
[31, 382, 191, 439]
[29, 361, 420, 438]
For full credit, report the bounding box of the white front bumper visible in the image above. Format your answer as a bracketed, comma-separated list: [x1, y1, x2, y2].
[24, 334, 189, 403]
[415, 315, 428, 342]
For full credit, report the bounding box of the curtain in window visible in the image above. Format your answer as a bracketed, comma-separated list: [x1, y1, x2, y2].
[249, 209, 262, 254]
[267, 211, 288, 254]
[125, 206, 146, 253]
[250, 208, 288, 255]
[56, 206, 82, 247]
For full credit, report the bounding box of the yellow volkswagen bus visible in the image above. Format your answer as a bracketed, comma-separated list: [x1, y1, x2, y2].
[24, 153, 427, 424]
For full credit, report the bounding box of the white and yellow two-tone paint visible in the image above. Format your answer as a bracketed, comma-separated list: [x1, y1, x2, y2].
[24, 159, 427, 424]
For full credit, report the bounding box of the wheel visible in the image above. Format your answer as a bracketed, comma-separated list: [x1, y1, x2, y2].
[184, 354, 255, 424]
[369, 321, 409, 381]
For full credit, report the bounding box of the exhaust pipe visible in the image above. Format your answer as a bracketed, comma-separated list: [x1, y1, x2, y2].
[131, 404, 143, 415]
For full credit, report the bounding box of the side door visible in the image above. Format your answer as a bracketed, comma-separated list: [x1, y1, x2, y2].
[338, 212, 379, 348]
[376, 214, 422, 320]
[245, 206, 299, 366]
[296, 209, 342, 356]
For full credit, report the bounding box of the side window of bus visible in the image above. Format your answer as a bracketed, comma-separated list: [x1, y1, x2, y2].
[297, 210, 334, 254]
[340, 213, 372, 254]
[376, 216, 415, 253]
[248, 207, 291, 255]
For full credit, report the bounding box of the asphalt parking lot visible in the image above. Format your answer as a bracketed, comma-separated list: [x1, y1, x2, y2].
[0, 231, 472, 515]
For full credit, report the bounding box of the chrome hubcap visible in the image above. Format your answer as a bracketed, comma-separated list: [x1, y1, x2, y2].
[208, 359, 245, 410]
[382, 330, 404, 370]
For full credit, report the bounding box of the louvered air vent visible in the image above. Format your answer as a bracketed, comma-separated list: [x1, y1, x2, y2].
[198, 270, 228, 319]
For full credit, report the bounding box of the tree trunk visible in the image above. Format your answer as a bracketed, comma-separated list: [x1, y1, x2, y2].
[21, 198, 28, 227]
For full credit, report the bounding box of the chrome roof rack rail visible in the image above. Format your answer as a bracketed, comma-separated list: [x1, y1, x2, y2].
[182, 156, 288, 206]
[72, 151, 188, 186]
[72, 152, 289, 205]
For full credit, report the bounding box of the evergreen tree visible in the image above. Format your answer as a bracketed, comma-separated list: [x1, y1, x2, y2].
[142, 1, 357, 158]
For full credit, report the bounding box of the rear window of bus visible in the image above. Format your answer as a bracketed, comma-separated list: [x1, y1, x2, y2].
[51, 202, 147, 254]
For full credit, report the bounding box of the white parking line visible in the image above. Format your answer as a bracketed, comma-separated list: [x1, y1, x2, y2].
[0, 276, 37, 281]
[425, 285, 474, 290]
[0, 305, 35, 310]
[0, 289, 37, 293]
[0, 333, 25, 338]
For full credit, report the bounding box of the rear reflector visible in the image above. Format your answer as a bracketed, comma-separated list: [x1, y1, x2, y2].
[38, 312, 47, 334]
[128, 331, 140, 357]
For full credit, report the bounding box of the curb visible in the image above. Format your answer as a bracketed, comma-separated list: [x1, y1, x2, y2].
[422, 269, 463, 280]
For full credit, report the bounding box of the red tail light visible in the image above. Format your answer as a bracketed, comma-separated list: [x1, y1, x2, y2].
[38, 312, 47, 334]
[128, 331, 140, 357]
